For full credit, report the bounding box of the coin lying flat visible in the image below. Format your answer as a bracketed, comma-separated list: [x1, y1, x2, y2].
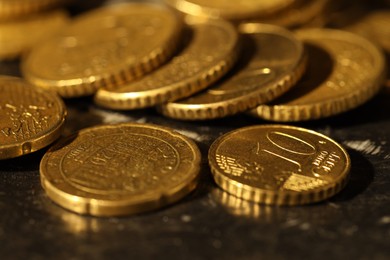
[22, 3, 183, 97]
[250, 28, 386, 121]
[159, 23, 306, 120]
[40, 123, 201, 216]
[0, 76, 66, 160]
[165, 0, 295, 20]
[94, 18, 239, 110]
[0, 10, 69, 60]
[208, 125, 350, 205]
[0, 0, 66, 21]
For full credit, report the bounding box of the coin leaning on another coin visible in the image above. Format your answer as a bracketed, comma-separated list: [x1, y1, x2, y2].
[94, 17, 239, 110]
[21, 3, 183, 98]
[208, 125, 351, 205]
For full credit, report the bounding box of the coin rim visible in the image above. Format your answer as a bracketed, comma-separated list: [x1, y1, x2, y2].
[40, 123, 202, 216]
[208, 124, 351, 206]
[0, 76, 66, 160]
[93, 18, 240, 110]
[158, 23, 307, 120]
[250, 28, 386, 122]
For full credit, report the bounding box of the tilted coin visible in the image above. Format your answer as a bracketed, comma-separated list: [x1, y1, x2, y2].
[22, 3, 183, 98]
[164, 0, 295, 20]
[208, 125, 351, 205]
[40, 123, 201, 216]
[159, 23, 306, 120]
[0, 0, 66, 21]
[250, 28, 386, 121]
[251, 0, 331, 28]
[0, 10, 69, 60]
[94, 18, 239, 110]
[0, 76, 66, 160]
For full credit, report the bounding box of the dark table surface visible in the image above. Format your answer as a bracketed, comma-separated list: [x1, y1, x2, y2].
[1, 1, 390, 259]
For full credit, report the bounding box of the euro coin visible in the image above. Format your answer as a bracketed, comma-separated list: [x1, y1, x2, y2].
[40, 123, 201, 216]
[250, 28, 386, 121]
[0, 76, 66, 159]
[208, 125, 351, 205]
[22, 3, 183, 97]
[159, 23, 306, 120]
[0, 0, 66, 21]
[0, 10, 69, 60]
[94, 17, 239, 110]
[164, 0, 295, 20]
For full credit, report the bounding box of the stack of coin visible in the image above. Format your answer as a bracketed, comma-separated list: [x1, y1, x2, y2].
[0, 0, 70, 60]
[1, 0, 388, 215]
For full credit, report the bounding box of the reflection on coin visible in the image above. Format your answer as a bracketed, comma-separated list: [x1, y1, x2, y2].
[0, 76, 66, 159]
[165, 0, 295, 20]
[0, 10, 69, 60]
[22, 3, 183, 97]
[208, 125, 350, 205]
[251, 28, 385, 121]
[94, 18, 239, 110]
[251, 0, 330, 28]
[0, 0, 66, 21]
[40, 123, 201, 216]
[159, 23, 306, 120]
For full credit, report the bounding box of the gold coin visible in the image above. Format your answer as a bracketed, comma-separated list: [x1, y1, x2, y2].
[343, 10, 390, 52]
[251, 0, 331, 28]
[164, 0, 295, 20]
[208, 125, 351, 205]
[0, 0, 66, 21]
[250, 28, 386, 121]
[40, 123, 201, 216]
[21, 3, 183, 98]
[94, 18, 239, 110]
[0, 76, 66, 160]
[159, 23, 306, 120]
[0, 10, 69, 60]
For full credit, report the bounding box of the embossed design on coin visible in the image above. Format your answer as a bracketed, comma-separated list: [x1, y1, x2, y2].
[250, 28, 385, 121]
[94, 18, 239, 109]
[159, 23, 306, 120]
[0, 76, 66, 159]
[22, 3, 183, 97]
[208, 125, 350, 205]
[40, 123, 201, 216]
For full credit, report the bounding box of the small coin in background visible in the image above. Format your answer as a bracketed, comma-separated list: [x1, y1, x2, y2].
[250, 28, 386, 121]
[94, 17, 239, 110]
[159, 23, 306, 120]
[22, 3, 183, 97]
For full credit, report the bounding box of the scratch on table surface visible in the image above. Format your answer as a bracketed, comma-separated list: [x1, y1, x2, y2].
[176, 129, 207, 142]
[343, 139, 384, 155]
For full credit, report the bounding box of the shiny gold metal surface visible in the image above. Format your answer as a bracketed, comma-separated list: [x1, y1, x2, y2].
[159, 23, 306, 120]
[208, 125, 351, 205]
[40, 123, 201, 216]
[251, 28, 386, 121]
[0, 10, 69, 60]
[94, 18, 239, 110]
[344, 10, 390, 52]
[0, 76, 66, 160]
[252, 0, 331, 28]
[0, 0, 65, 21]
[165, 0, 295, 20]
[21, 3, 183, 98]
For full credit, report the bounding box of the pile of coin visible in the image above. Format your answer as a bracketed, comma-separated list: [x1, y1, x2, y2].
[1, 0, 388, 216]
